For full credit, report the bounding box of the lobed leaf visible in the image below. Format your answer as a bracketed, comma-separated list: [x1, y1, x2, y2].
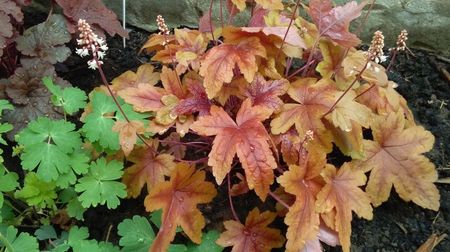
[192, 99, 276, 200]
[216, 208, 284, 252]
[144, 163, 217, 252]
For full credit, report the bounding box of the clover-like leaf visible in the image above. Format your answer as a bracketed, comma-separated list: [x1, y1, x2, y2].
[43, 77, 87, 115]
[144, 163, 217, 252]
[186, 230, 223, 252]
[14, 172, 57, 208]
[117, 215, 154, 252]
[16, 117, 82, 181]
[16, 14, 71, 63]
[81, 92, 120, 150]
[0, 225, 39, 252]
[75, 158, 127, 209]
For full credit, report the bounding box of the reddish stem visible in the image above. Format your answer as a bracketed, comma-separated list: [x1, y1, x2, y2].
[386, 49, 398, 72]
[275, 0, 302, 59]
[322, 59, 370, 118]
[287, 59, 317, 79]
[354, 83, 376, 100]
[228, 174, 240, 222]
[94, 56, 156, 154]
[268, 191, 290, 209]
[208, 0, 216, 44]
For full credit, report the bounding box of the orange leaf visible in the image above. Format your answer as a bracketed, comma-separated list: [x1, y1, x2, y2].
[161, 66, 187, 98]
[111, 64, 160, 93]
[145, 163, 217, 252]
[277, 154, 325, 251]
[199, 37, 266, 98]
[117, 83, 166, 112]
[111, 120, 145, 156]
[271, 78, 335, 151]
[216, 208, 285, 252]
[122, 146, 176, 198]
[191, 99, 276, 200]
[357, 112, 439, 210]
[309, 0, 367, 48]
[246, 73, 288, 111]
[315, 163, 373, 252]
[173, 72, 211, 116]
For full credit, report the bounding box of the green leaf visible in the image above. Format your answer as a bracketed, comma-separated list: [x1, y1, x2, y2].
[117, 215, 154, 252]
[0, 166, 19, 192]
[43, 77, 87, 115]
[0, 100, 13, 114]
[0, 201, 14, 223]
[75, 158, 126, 209]
[168, 244, 188, 252]
[67, 226, 89, 246]
[81, 92, 120, 150]
[35, 225, 58, 240]
[17, 117, 82, 181]
[186, 230, 222, 252]
[150, 209, 182, 233]
[14, 172, 57, 208]
[59, 188, 86, 221]
[0, 225, 39, 252]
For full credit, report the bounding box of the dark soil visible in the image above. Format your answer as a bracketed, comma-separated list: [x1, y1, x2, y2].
[56, 28, 450, 251]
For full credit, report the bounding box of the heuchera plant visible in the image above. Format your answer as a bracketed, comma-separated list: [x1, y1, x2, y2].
[29, 0, 438, 252]
[0, 0, 439, 251]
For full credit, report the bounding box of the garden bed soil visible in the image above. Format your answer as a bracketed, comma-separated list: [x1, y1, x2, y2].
[56, 28, 450, 251]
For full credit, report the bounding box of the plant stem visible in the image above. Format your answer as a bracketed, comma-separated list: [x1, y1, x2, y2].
[354, 83, 376, 100]
[0, 231, 14, 252]
[268, 191, 290, 209]
[227, 174, 240, 222]
[287, 59, 316, 79]
[322, 59, 370, 118]
[386, 49, 398, 72]
[275, 0, 301, 59]
[208, 0, 216, 43]
[94, 57, 155, 154]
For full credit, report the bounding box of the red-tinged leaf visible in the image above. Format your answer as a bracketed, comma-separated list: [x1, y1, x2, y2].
[230, 173, 250, 196]
[199, 10, 213, 33]
[199, 37, 266, 99]
[111, 120, 145, 156]
[117, 83, 166, 112]
[248, 5, 268, 27]
[55, 0, 128, 38]
[141, 33, 175, 53]
[356, 112, 439, 210]
[173, 72, 211, 116]
[145, 163, 217, 252]
[255, 0, 283, 10]
[160, 132, 187, 160]
[315, 163, 373, 252]
[191, 99, 276, 200]
[270, 78, 335, 152]
[277, 149, 326, 252]
[122, 146, 176, 198]
[240, 26, 307, 49]
[216, 208, 285, 252]
[246, 74, 288, 111]
[308, 0, 367, 47]
[161, 66, 187, 98]
[111, 64, 160, 93]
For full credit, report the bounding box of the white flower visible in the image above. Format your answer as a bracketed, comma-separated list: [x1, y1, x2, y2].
[87, 60, 99, 70]
[97, 51, 106, 60]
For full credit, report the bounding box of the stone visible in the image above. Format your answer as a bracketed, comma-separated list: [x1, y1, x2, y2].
[31, 0, 450, 55]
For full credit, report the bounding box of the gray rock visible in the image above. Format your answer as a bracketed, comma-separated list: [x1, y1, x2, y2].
[32, 0, 450, 55]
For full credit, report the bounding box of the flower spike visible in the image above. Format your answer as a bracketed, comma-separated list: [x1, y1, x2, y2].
[76, 19, 108, 70]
